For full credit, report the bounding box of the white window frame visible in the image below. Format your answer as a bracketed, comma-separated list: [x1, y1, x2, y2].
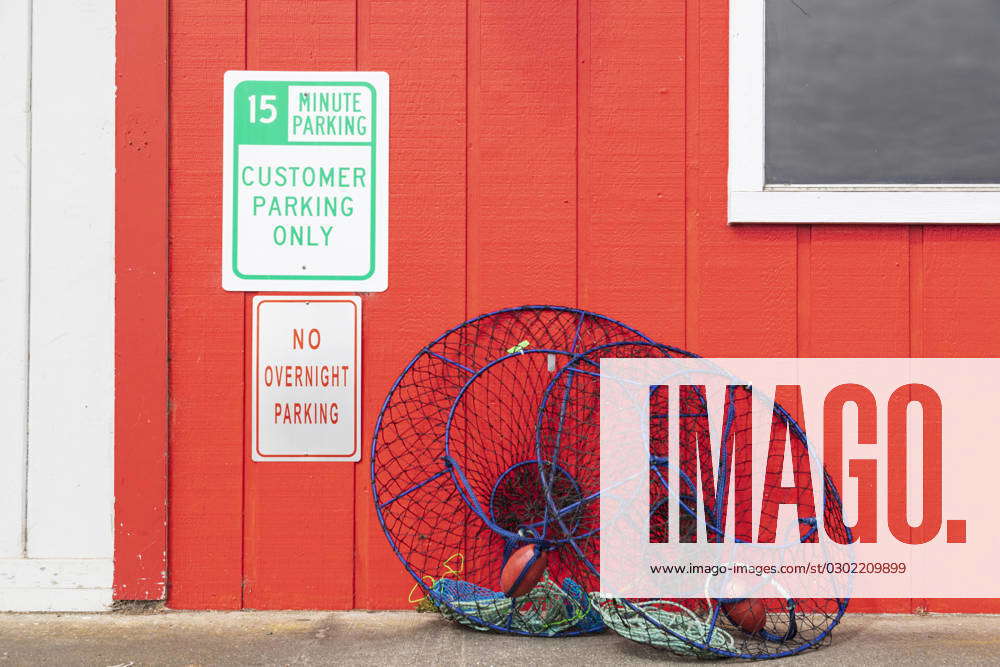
[728, 0, 1000, 224]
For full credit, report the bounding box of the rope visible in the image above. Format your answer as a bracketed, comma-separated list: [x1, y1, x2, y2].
[427, 573, 603, 636]
[589, 596, 737, 658]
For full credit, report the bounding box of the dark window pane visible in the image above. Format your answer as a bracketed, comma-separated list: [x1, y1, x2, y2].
[765, 0, 1000, 185]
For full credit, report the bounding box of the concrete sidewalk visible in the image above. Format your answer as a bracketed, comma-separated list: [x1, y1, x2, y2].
[0, 610, 998, 666]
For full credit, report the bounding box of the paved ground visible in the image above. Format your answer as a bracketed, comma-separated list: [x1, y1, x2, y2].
[0, 610, 999, 666]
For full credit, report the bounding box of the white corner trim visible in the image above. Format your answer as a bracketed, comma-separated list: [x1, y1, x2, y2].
[25, 0, 115, 560]
[726, 0, 1000, 224]
[0, 558, 113, 611]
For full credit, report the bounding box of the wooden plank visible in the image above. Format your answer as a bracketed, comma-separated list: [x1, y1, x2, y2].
[466, 0, 577, 315]
[353, 0, 468, 609]
[921, 225, 1000, 613]
[803, 226, 909, 358]
[687, 0, 796, 358]
[579, 0, 686, 344]
[0, 558, 113, 590]
[248, 0, 356, 70]
[0, 588, 112, 613]
[0, 0, 31, 558]
[922, 227, 1000, 356]
[167, 0, 246, 609]
[241, 0, 358, 610]
[114, 0, 169, 600]
[27, 0, 115, 559]
[804, 225, 910, 614]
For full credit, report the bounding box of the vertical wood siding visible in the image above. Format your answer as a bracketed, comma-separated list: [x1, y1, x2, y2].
[167, 0, 247, 609]
[115, 0, 169, 601]
[241, 0, 358, 610]
[165, 0, 1000, 612]
[353, 0, 468, 608]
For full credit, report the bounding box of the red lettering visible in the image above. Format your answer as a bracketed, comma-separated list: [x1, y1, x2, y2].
[308, 328, 321, 349]
[824, 383, 878, 544]
[677, 385, 753, 543]
[759, 385, 817, 544]
[888, 384, 942, 545]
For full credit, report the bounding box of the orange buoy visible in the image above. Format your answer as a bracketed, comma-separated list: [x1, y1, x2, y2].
[722, 598, 767, 634]
[499, 544, 548, 598]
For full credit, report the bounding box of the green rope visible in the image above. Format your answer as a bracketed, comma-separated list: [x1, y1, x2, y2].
[505, 340, 531, 354]
[429, 573, 595, 636]
[589, 595, 736, 658]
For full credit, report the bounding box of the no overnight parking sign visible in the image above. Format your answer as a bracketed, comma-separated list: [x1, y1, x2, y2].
[252, 296, 361, 461]
[223, 71, 388, 292]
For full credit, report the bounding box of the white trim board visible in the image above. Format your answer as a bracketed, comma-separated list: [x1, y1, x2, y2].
[0, 559, 113, 612]
[26, 0, 115, 560]
[727, 0, 1000, 224]
[0, 0, 115, 611]
[0, 0, 31, 559]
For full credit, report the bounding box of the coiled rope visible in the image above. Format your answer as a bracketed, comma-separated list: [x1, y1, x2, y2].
[427, 574, 604, 636]
[589, 596, 737, 658]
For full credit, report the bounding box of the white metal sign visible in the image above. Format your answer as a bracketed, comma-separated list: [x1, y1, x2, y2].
[251, 296, 361, 462]
[223, 71, 388, 292]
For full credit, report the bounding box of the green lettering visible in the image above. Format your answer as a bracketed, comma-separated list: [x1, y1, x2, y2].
[319, 168, 336, 187]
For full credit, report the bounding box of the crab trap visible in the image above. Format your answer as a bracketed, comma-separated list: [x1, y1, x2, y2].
[370, 306, 851, 657]
[535, 341, 851, 659]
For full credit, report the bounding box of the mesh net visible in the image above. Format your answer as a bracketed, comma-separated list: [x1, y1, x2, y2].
[536, 341, 851, 659]
[370, 306, 651, 636]
[370, 308, 850, 656]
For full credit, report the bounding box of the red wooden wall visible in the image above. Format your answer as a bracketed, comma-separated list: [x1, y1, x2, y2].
[116, 0, 169, 600]
[165, 0, 1000, 612]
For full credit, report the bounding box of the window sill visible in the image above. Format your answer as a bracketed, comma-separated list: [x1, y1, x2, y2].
[728, 189, 1000, 224]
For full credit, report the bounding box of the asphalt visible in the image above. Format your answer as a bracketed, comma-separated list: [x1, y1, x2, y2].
[0, 610, 999, 666]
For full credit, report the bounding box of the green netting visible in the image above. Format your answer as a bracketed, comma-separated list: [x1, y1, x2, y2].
[427, 573, 604, 636]
[589, 596, 737, 658]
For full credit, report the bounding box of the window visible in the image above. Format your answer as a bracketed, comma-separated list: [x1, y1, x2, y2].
[729, 0, 1000, 223]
